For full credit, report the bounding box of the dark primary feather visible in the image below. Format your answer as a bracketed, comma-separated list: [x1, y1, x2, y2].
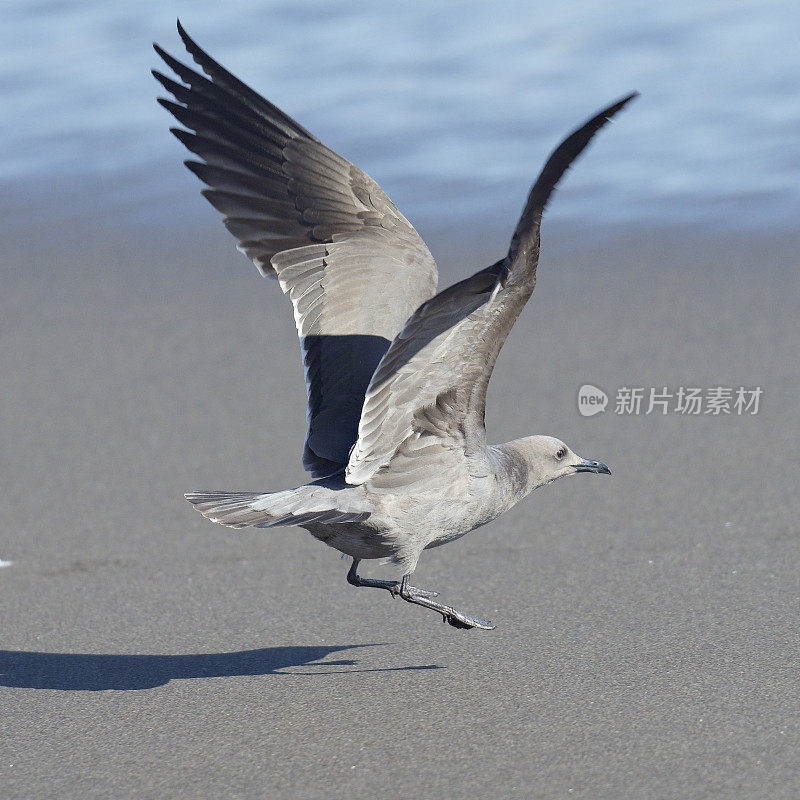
[505, 92, 639, 288]
[176, 19, 317, 141]
[153, 22, 438, 478]
[346, 94, 638, 485]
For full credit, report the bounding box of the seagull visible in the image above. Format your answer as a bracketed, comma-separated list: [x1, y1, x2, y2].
[154, 21, 634, 630]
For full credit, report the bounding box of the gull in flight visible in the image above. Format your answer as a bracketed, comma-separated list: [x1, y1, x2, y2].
[154, 21, 634, 630]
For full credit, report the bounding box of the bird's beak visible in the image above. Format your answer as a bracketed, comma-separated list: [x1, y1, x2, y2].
[574, 459, 611, 475]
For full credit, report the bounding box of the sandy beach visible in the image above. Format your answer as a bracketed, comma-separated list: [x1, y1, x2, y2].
[2, 216, 799, 798]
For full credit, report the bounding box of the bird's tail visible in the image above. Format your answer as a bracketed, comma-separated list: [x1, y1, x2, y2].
[184, 489, 370, 529]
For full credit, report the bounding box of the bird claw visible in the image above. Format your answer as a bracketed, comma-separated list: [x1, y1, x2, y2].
[443, 611, 495, 630]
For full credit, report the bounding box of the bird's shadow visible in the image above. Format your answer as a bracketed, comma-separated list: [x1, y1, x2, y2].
[0, 644, 439, 691]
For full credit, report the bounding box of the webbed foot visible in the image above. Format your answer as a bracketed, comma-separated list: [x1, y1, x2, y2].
[400, 577, 495, 631]
[441, 609, 495, 630]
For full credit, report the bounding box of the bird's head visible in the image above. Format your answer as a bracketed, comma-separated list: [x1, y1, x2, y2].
[513, 435, 611, 489]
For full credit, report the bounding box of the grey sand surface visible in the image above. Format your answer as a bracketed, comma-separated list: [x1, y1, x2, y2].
[1, 226, 799, 798]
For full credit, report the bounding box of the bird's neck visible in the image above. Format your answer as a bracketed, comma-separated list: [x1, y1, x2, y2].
[488, 438, 545, 509]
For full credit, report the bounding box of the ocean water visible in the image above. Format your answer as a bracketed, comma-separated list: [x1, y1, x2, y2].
[2, 0, 799, 239]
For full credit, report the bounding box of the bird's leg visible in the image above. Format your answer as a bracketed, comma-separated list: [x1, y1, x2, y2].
[346, 559, 438, 598]
[347, 558, 399, 595]
[398, 574, 495, 630]
[346, 560, 490, 628]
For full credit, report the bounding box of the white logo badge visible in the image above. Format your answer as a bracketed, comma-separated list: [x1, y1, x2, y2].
[577, 384, 608, 417]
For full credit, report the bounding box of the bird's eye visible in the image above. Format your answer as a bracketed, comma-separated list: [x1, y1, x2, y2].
[556, 447, 566, 460]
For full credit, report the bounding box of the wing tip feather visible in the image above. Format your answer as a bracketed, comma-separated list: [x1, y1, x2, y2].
[506, 91, 638, 276]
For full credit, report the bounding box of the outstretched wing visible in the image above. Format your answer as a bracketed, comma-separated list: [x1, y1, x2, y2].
[154, 22, 438, 478]
[345, 94, 637, 486]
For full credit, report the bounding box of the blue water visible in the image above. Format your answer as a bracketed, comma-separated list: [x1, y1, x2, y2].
[3, 0, 800, 235]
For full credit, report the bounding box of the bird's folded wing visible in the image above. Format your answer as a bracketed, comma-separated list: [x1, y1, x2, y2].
[153, 23, 438, 478]
[345, 93, 637, 486]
